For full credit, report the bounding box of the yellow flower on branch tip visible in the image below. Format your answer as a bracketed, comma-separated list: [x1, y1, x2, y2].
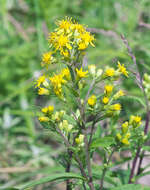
[56, 17, 72, 31]
[122, 138, 130, 145]
[38, 116, 49, 122]
[88, 95, 97, 107]
[61, 68, 70, 80]
[38, 87, 49, 95]
[72, 23, 86, 33]
[75, 134, 84, 146]
[116, 133, 122, 140]
[125, 132, 131, 139]
[42, 52, 52, 66]
[117, 62, 129, 77]
[102, 96, 109, 104]
[114, 90, 125, 99]
[105, 68, 115, 77]
[42, 105, 54, 114]
[104, 85, 114, 94]
[111, 103, 121, 111]
[130, 115, 141, 127]
[122, 121, 129, 133]
[76, 67, 88, 78]
[35, 75, 46, 88]
[78, 32, 95, 50]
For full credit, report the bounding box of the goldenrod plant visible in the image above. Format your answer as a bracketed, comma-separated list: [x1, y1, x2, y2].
[24, 18, 149, 190]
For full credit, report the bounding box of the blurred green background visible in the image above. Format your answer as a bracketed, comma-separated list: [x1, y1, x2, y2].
[1, 0, 150, 189]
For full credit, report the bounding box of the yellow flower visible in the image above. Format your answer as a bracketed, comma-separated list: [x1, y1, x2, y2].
[38, 87, 49, 95]
[102, 96, 109, 104]
[49, 73, 65, 97]
[72, 23, 85, 33]
[122, 121, 129, 134]
[61, 68, 70, 80]
[42, 52, 53, 66]
[78, 32, 95, 50]
[75, 134, 84, 146]
[117, 62, 128, 77]
[114, 90, 124, 99]
[116, 133, 122, 141]
[105, 68, 115, 77]
[134, 116, 141, 123]
[130, 115, 141, 127]
[49, 32, 72, 56]
[42, 105, 54, 114]
[88, 95, 97, 107]
[56, 17, 72, 31]
[38, 116, 49, 122]
[122, 138, 130, 145]
[111, 103, 121, 111]
[125, 132, 131, 139]
[104, 85, 114, 94]
[35, 75, 46, 88]
[76, 67, 88, 78]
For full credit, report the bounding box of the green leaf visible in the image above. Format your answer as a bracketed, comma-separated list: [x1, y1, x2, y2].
[110, 184, 144, 190]
[120, 96, 146, 108]
[18, 173, 85, 190]
[142, 146, 150, 152]
[91, 137, 115, 148]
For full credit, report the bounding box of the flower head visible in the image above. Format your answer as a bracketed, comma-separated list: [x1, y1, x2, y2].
[35, 75, 46, 88]
[117, 62, 128, 77]
[104, 68, 115, 77]
[102, 96, 109, 104]
[88, 95, 97, 107]
[42, 105, 54, 115]
[130, 115, 141, 128]
[38, 87, 49, 95]
[76, 67, 88, 79]
[113, 90, 124, 99]
[38, 116, 49, 122]
[42, 52, 53, 67]
[104, 84, 114, 94]
[75, 134, 84, 147]
[122, 121, 129, 134]
[111, 103, 121, 111]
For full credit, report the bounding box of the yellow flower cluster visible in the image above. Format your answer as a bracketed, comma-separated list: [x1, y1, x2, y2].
[38, 105, 54, 123]
[103, 62, 128, 79]
[49, 68, 70, 97]
[116, 121, 130, 145]
[35, 75, 50, 95]
[116, 115, 142, 146]
[129, 115, 141, 128]
[59, 120, 73, 134]
[49, 17, 95, 57]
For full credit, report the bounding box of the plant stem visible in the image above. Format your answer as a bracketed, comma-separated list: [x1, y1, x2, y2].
[56, 127, 89, 182]
[100, 149, 115, 190]
[121, 34, 150, 184]
[66, 149, 73, 190]
[136, 110, 150, 176]
[84, 129, 95, 190]
[128, 147, 140, 183]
